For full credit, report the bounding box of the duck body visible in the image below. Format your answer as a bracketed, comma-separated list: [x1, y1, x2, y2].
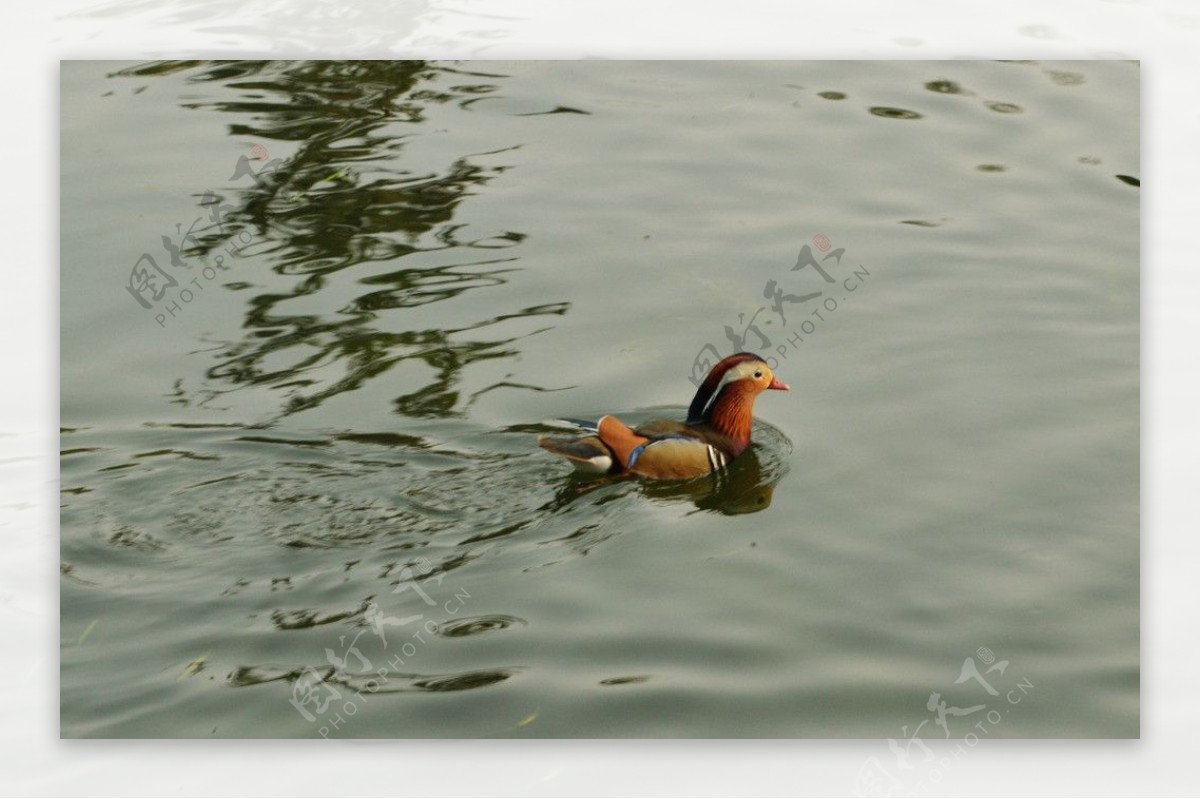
[538, 352, 788, 480]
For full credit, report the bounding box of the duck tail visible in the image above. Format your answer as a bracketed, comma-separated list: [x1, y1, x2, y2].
[537, 434, 613, 473]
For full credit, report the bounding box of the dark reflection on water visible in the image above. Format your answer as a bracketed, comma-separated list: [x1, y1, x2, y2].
[599, 675, 651, 686]
[435, 614, 528, 637]
[271, 602, 370, 631]
[61, 411, 793, 717]
[61, 414, 793, 592]
[110, 60, 569, 421]
[924, 79, 971, 96]
[60, 59, 1141, 739]
[868, 106, 923, 120]
[515, 105, 590, 116]
[640, 446, 781, 515]
[229, 664, 518, 694]
[408, 670, 517, 692]
[984, 101, 1023, 114]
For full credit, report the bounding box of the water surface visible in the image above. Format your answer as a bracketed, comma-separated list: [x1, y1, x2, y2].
[60, 60, 1139, 738]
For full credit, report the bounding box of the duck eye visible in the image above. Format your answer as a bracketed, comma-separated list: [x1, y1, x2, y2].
[754, 370, 763, 378]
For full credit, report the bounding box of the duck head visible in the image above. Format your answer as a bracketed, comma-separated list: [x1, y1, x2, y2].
[687, 352, 789, 454]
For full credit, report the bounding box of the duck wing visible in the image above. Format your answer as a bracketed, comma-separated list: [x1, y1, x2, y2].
[633, 418, 694, 438]
[596, 416, 729, 479]
[540, 416, 737, 479]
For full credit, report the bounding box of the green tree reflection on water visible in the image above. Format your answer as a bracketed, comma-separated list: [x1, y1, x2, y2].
[114, 59, 569, 420]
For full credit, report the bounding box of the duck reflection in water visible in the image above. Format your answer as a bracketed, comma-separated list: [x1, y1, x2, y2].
[567, 444, 782, 515]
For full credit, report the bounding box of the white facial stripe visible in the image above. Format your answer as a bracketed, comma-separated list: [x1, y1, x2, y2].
[701, 361, 766, 417]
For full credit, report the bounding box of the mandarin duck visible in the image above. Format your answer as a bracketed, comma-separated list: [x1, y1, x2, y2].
[538, 352, 789, 480]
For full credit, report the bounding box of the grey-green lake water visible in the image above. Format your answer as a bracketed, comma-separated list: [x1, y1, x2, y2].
[60, 60, 1138, 738]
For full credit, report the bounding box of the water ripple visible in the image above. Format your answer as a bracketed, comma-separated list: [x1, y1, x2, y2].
[985, 101, 1023, 114]
[868, 106, 923, 120]
[228, 664, 518, 694]
[435, 614, 528, 638]
[924, 79, 971, 96]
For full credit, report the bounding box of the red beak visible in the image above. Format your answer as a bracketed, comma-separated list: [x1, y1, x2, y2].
[768, 376, 790, 391]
